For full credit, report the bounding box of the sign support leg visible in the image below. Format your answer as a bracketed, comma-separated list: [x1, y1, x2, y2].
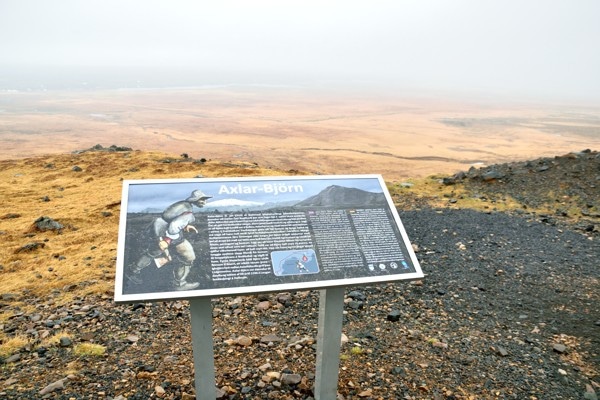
[189, 297, 216, 400]
[314, 286, 345, 400]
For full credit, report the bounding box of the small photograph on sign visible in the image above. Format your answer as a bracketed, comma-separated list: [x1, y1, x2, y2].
[271, 249, 319, 276]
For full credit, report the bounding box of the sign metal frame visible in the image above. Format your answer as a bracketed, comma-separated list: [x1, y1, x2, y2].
[115, 174, 423, 303]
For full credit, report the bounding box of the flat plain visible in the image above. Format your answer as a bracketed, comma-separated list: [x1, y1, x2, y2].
[1, 87, 599, 180]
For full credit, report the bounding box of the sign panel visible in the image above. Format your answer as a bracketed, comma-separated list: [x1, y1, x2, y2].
[114, 175, 423, 302]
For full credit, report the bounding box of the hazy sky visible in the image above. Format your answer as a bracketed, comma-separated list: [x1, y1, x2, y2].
[1, 0, 599, 100]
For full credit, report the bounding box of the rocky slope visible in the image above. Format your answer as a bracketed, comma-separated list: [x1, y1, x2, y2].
[0, 148, 598, 400]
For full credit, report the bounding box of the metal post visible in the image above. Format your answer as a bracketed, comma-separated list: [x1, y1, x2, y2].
[189, 297, 216, 400]
[314, 286, 345, 400]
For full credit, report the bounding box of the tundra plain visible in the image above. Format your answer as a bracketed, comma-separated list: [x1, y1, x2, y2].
[1, 87, 599, 181]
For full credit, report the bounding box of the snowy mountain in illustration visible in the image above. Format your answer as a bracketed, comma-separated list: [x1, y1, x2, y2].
[205, 199, 264, 208]
[201, 198, 264, 212]
[197, 198, 301, 212]
[294, 185, 386, 207]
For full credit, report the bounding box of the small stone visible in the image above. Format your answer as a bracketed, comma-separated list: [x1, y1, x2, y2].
[347, 300, 363, 309]
[59, 337, 73, 347]
[215, 387, 227, 399]
[340, 333, 349, 344]
[387, 310, 401, 322]
[482, 169, 505, 181]
[137, 371, 158, 379]
[34, 216, 64, 232]
[558, 368, 567, 376]
[39, 378, 66, 395]
[237, 335, 252, 346]
[6, 353, 21, 363]
[281, 373, 302, 385]
[257, 293, 270, 301]
[1, 293, 17, 300]
[4, 378, 17, 386]
[496, 346, 509, 356]
[126, 335, 140, 343]
[30, 314, 42, 322]
[584, 384, 598, 400]
[347, 290, 366, 301]
[266, 371, 281, 380]
[358, 389, 373, 397]
[260, 334, 283, 344]
[15, 242, 45, 253]
[553, 343, 567, 353]
[258, 362, 272, 371]
[155, 385, 166, 398]
[276, 293, 292, 304]
[256, 301, 271, 311]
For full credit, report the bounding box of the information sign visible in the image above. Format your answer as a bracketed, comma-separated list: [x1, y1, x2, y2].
[114, 175, 423, 303]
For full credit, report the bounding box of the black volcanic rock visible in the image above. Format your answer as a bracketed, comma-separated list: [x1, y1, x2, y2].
[295, 185, 387, 207]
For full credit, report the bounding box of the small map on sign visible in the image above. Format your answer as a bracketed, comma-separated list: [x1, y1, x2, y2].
[271, 249, 319, 276]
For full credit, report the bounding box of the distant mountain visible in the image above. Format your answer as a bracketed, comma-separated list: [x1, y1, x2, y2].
[294, 185, 386, 207]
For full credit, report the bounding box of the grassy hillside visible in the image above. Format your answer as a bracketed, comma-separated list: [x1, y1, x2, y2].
[1, 147, 596, 311]
[0, 148, 298, 309]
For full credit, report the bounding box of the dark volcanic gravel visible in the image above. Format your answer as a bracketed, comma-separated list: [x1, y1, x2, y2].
[1, 208, 598, 399]
[450, 149, 600, 236]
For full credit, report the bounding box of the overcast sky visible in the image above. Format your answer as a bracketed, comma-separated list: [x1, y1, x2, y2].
[1, 0, 599, 100]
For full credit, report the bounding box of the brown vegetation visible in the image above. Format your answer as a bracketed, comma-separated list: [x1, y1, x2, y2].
[1, 88, 599, 181]
[0, 150, 295, 307]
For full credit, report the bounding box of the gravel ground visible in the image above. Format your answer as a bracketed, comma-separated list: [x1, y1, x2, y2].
[1, 207, 598, 400]
[1, 151, 599, 399]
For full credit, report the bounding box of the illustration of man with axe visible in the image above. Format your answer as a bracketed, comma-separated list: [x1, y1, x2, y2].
[127, 189, 212, 291]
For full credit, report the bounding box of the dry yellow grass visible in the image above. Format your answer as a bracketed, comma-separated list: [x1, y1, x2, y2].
[72, 343, 106, 357]
[0, 146, 592, 313]
[0, 150, 297, 307]
[0, 334, 29, 358]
